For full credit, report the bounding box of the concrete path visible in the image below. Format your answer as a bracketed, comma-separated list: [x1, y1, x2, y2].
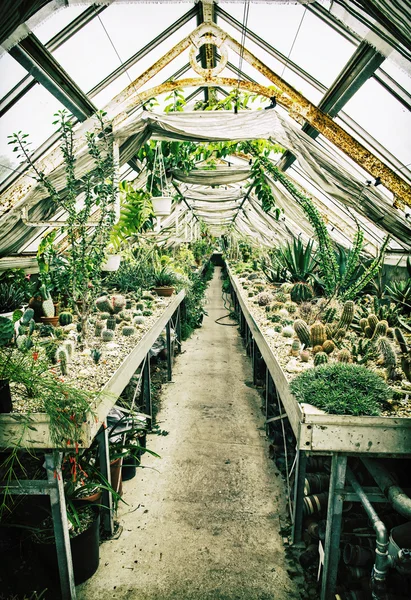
[78, 268, 301, 600]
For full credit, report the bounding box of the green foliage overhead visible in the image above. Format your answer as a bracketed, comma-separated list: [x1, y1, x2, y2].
[110, 182, 154, 249]
[289, 362, 392, 416]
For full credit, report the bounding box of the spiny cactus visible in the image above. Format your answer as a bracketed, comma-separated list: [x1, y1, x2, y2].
[387, 327, 394, 340]
[16, 334, 31, 350]
[270, 314, 282, 323]
[359, 318, 368, 333]
[314, 352, 328, 366]
[300, 349, 310, 362]
[325, 324, 334, 340]
[42, 296, 55, 318]
[310, 322, 327, 347]
[122, 326, 136, 336]
[337, 349, 351, 363]
[102, 329, 114, 342]
[21, 308, 34, 325]
[95, 296, 113, 313]
[119, 311, 131, 322]
[290, 282, 314, 303]
[59, 312, 73, 326]
[322, 340, 335, 354]
[312, 345, 324, 354]
[134, 315, 145, 325]
[273, 324, 283, 333]
[285, 301, 297, 314]
[143, 309, 152, 316]
[95, 321, 105, 336]
[337, 301, 355, 330]
[99, 312, 111, 320]
[275, 291, 288, 303]
[323, 307, 337, 324]
[367, 314, 379, 334]
[334, 328, 347, 341]
[257, 291, 273, 306]
[294, 319, 311, 348]
[135, 302, 145, 311]
[272, 301, 285, 311]
[282, 326, 294, 338]
[63, 340, 75, 359]
[90, 348, 102, 364]
[364, 325, 374, 339]
[291, 339, 300, 356]
[371, 320, 389, 341]
[95, 294, 126, 315]
[394, 328, 411, 382]
[112, 295, 126, 314]
[377, 336, 397, 380]
[280, 282, 293, 293]
[125, 299, 133, 310]
[350, 337, 373, 364]
[18, 325, 28, 336]
[106, 316, 116, 331]
[57, 347, 68, 376]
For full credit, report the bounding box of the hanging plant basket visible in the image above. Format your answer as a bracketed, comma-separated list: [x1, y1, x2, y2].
[151, 196, 172, 217]
[101, 254, 122, 272]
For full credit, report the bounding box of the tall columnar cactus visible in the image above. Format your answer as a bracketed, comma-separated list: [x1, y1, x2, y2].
[294, 319, 311, 348]
[337, 349, 351, 363]
[310, 322, 327, 347]
[314, 352, 328, 366]
[371, 320, 389, 341]
[57, 347, 68, 376]
[394, 328, 411, 382]
[106, 316, 116, 331]
[359, 318, 368, 333]
[377, 336, 397, 380]
[323, 307, 337, 324]
[337, 301, 355, 330]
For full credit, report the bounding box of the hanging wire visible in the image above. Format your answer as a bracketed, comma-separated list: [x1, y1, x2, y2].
[235, 0, 251, 112]
[280, 6, 307, 79]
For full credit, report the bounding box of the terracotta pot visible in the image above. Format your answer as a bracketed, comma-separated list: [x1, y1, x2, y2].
[40, 316, 59, 327]
[74, 489, 102, 506]
[110, 458, 123, 496]
[153, 286, 175, 297]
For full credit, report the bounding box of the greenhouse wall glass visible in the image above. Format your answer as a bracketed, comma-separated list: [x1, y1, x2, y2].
[0, 2, 410, 599]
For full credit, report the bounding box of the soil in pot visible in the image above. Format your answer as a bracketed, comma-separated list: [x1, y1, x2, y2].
[33, 505, 100, 585]
[0, 379, 12, 413]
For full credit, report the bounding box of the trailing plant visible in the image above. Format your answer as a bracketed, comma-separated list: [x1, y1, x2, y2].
[289, 363, 392, 416]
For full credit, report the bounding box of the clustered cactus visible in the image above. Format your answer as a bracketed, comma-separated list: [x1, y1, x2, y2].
[95, 294, 126, 315]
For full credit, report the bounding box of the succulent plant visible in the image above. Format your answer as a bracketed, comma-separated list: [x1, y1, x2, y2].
[119, 310, 131, 322]
[59, 312, 73, 326]
[312, 345, 324, 354]
[90, 348, 102, 364]
[334, 328, 347, 340]
[275, 291, 288, 303]
[102, 329, 114, 342]
[278, 308, 289, 319]
[299, 349, 310, 362]
[135, 302, 145, 311]
[337, 349, 351, 363]
[294, 319, 311, 348]
[95, 295, 112, 313]
[63, 340, 75, 359]
[282, 326, 294, 338]
[273, 324, 283, 333]
[310, 322, 327, 347]
[272, 301, 284, 311]
[394, 328, 411, 382]
[314, 352, 328, 366]
[143, 310, 152, 317]
[95, 294, 126, 315]
[377, 336, 397, 380]
[42, 296, 55, 318]
[359, 318, 368, 333]
[280, 282, 293, 293]
[371, 320, 388, 341]
[106, 316, 116, 331]
[125, 299, 133, 310]
[122, 326, 136, 336]
[21, 308, 35, 325]
[291, 339, 300, 356]
[142, 292, 155, 301]
[270, 314, 282, 323]
[336, 301, 355, 330]
[257, 291, 273, 306]
[0, 315, 14, 347]
[290, 281, 314, 303]
[323, 307, 337, 324]
[367, 314, 379, 334]
[99, 312, 111, 320]
[134, 316, 145, 325]
[95, 320, 105, 336]
[322, 340, 335, 354]
[285, 301, 297, 314]
[57, 347, 68, 376]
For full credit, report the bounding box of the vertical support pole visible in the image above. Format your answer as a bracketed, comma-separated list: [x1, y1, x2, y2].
[45, 452, 76, 600]
[252, 338, 257, 385]
[175, 305, 182, 353]
[166, 321, 172, 381]
[97, 424, 114, 536]
[321, 454, 347, 600]
[141, 353, 152, 424]
[265, 370, 275, 424]
[292, 450, 308, 544]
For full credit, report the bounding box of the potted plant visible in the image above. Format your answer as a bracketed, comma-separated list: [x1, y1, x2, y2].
[152, 266, 178, 297]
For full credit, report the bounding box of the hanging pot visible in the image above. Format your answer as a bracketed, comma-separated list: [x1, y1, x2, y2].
[151, 196, 172, 217]
[101, 254, 121, 272]
[0, 379, 12, 413]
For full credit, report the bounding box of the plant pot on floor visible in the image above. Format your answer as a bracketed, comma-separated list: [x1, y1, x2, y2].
[110, 458, 123, 496]
[33, 505, 100, 585]
[121, 454, 138, 481]
[0, 379, 12, 413]
[153, 286, 175, 297]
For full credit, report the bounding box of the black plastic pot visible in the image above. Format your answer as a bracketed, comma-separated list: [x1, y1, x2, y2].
[34, 506, 100, 585]
[122, 454, 138, 481]
[0, 379, 12, 413]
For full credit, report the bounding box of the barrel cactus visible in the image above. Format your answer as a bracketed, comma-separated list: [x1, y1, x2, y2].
[122, 326, 136, 336]
[337, 349, 351, 363]
[310, 322, 327, 347]
[102, 329, 114, 342]
[312, 345, 324, 355]
[314, 352, 328, 366]
[59, 312, 73, 326]
[134, 316, 145, 325]
[294, 319, 311, 348]
[285, 301, 297, 314]
[135, 302, 145, 311]
[322, 340, 335, 354]
[257, 291, 273, 306]
[299, 349, 310, 362]
[106, 316, 116, 331]
[282, 326, 294, 338]
[290, 282, 314, 303]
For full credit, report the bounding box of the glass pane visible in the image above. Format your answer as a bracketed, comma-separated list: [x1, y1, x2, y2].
[0, 86, 64, 184]
[32, 6, 86, 43]
[0, 53, 29, 99]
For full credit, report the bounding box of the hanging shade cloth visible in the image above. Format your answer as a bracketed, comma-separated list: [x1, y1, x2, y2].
[173, 166, 251, 185]
[177, 184, 245, 202]
[2, 110, 411, 255]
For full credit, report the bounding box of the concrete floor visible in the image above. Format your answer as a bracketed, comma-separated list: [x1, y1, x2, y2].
[78, 268, 301, 600]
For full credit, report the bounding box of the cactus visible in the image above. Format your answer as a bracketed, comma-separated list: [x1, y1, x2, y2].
[18, 325, 28, 336]
[280, 282, 293, 293]
[125, 299, 133, 310]
[364, 325, 373, 339]
[63, 340, 75, 359]
[367, 314, 379, 334]
[322, 340, 335, 354]
[42, 296, 55, 318]
[95, 296, 112, 313]
[337, 349, 351, 363]
[59, 312, 73, 326]
[99, 312, 111, 320]
[387, 327, 394, 340]
[90, 348, 102, 364]
[273, 324, 283, 333]
[119, 311, 131, 322]
[290, 282, 314, 303]
[270, 314, 282, 323]
[16, 334, 31, 350]
[28, 319, 36, 335]
[135, 302, 145, 311]
[143, 310, 152, 317]
[334, 328, 347, 340]
[122, 326, 136, 336]
[272, 301, 285, 311]
[310, 322, 327, 347]
[359, 318, 368, 333]
[336, 301, 355, 330]
[95, 294, 126, 315]
[106, 316, 116, 331]
[377, 336, 397, 380]
[323, 307, 337, 324]
[112, 295, 126, 314]
[314, 352, 328, 366]
[294, 319, 311, 348]
[134, 315, 145, 325]
[325, 324, 334, 340]
[312, 345, 324, 354]
[95, 320, 105, 336]
[285, 301, 297, 314]
[282, 326, 294, 338]
[257, 292, 273, 306]
[275, 291, 287, 303]
[394, 328, 411, 382]
[299, 350, 310, 362]
[21, 308, 34, 325]
[57, 347, 68, 376]
[142, 292, 155, 301]
[102, 329, 114, 342]
[291, 339, 300, 356]
[371, 320, 389, 341]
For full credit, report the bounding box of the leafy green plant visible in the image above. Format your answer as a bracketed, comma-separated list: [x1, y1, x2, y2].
[385, 258, 411, 316]
[153, 266, 178, 288]
[110, 183, 154, 249]
[276, 237, 318, 283]
[0, 282, 25, 312]
[289, 362, 392, 416]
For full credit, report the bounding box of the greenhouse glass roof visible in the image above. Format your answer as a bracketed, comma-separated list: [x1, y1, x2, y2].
[0, 0, 410, 264]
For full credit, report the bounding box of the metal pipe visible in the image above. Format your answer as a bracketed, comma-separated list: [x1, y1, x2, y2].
[346, 467, 390, 600]
[361, 458, 411, 521]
